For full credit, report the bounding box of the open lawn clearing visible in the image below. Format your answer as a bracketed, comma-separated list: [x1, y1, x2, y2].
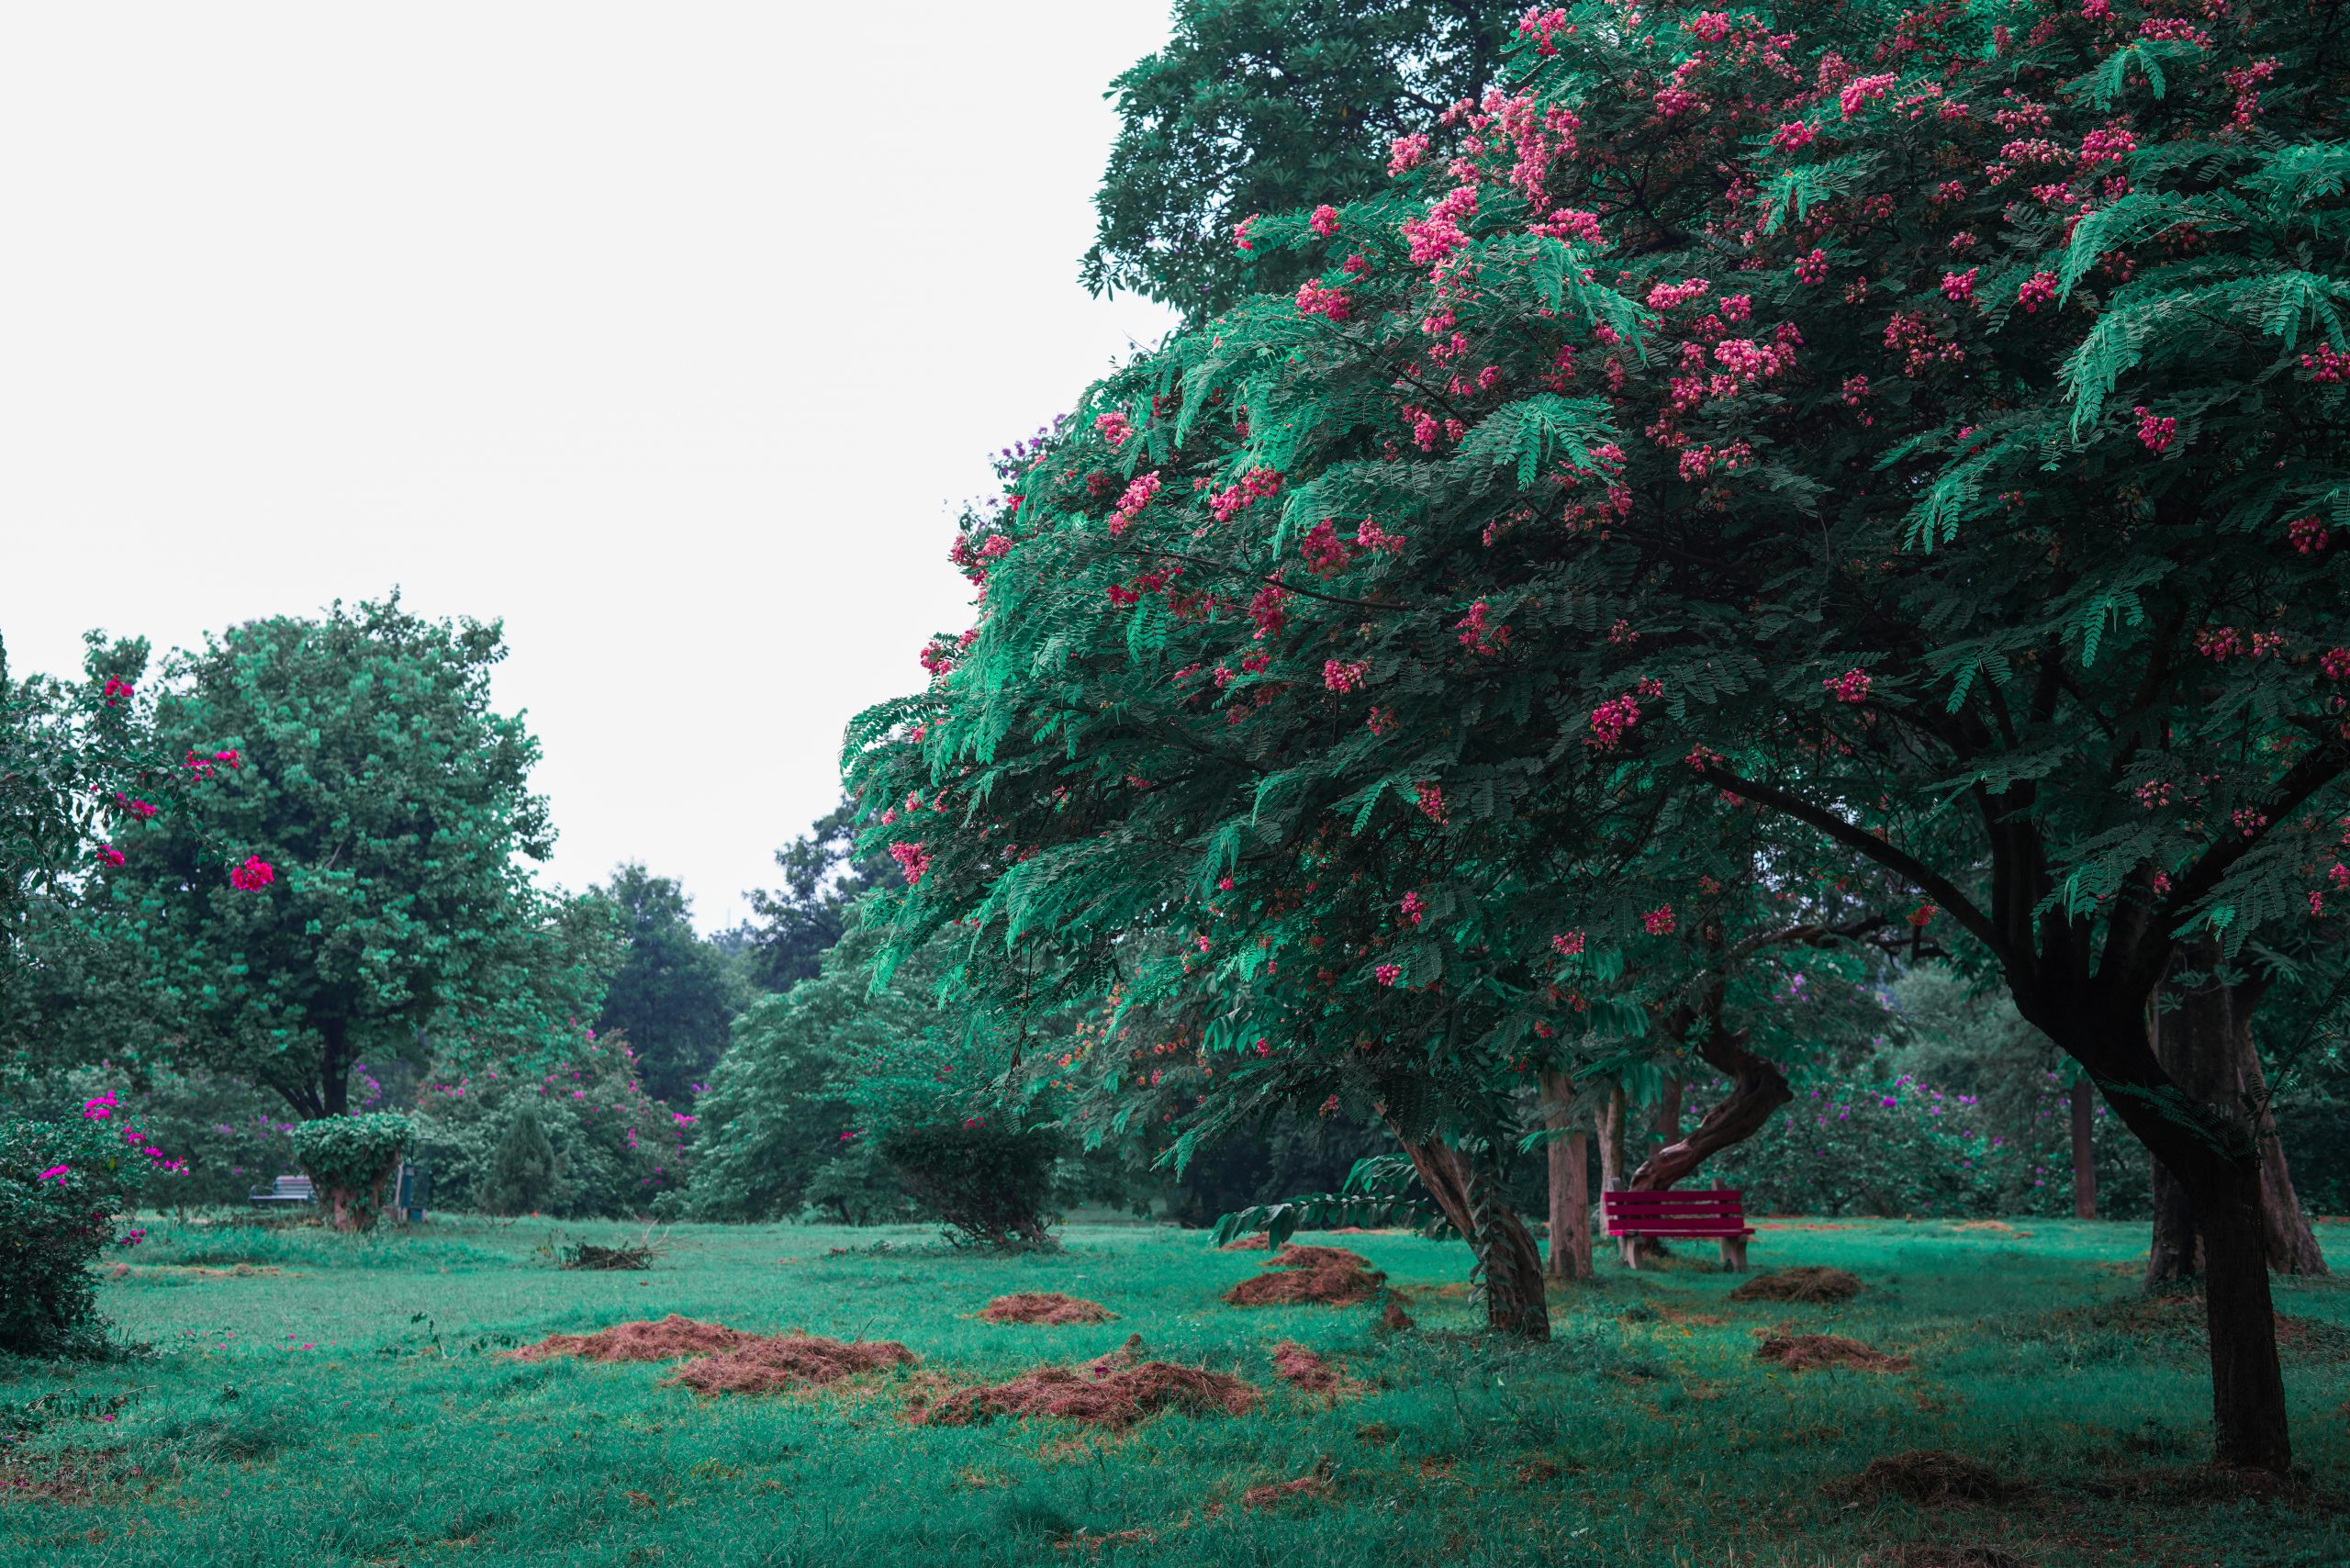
[2, 1217, 2344, 1567]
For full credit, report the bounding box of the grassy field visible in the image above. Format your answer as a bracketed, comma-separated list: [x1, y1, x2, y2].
[1, 1215, 2345, 1567]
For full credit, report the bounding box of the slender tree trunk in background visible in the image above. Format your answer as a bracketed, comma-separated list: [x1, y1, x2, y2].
[1654, 1078, 1684, 1148]
[2146, 959, 2325, 1280]
[1596, 1087, 1627, 1193]
[319, 1020, 352, 1118]
[2232, 1016, 2328, 1275]
[1400, 1137, 1550, 1338]
[1539, 1070, 1591, 1282]
[2071, 1078, 2098, 1220]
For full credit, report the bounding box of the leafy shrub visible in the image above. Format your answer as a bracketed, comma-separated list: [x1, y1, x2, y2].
[878, 1118, 1062, 1249]
[409, 1030, 689, 1218]
[482, 1108, 557, 1215]
[287, 1114, 412, 1232]
[0, 1113, 157, 1356]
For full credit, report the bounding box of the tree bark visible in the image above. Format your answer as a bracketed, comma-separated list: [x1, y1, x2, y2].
[1628, 1032, 1792, 1193]
[1539, 1070, 1591, 1282]
[1596, 1086, 1627, 1193]
[2193, 1161, 2295, 1472]
[2070, 1077, 2098, 1220]
[2145, 960, 2325, 1279]
[1654, 1078, 1684, 1148]
[1400, 1137, 1550, 1339]
[319, 1020, 352, 1118]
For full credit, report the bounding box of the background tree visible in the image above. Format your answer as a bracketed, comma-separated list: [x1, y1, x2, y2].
[1085, 0, 1516, 319]
[593, 863, 741, 1104]
[95, 595, 553, 1118]
[729, 800, 897, 992]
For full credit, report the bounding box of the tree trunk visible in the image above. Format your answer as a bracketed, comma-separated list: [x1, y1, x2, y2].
[2193, 1162, 2295, 1472]
[1628, 1031, 1792, 1193]
[1654, 1078, 1684, 1148]
[319, 1020, 352, 1118]
[2146, 989, 2207, 1286]
[1539, 1070, 1591, 1282]
[2146, 961, 2326, 1279]
[1399, 1137, 1550, 1339]
[1596, 1086, 1627, 1193]
[2070, 1078, 2098, 1220]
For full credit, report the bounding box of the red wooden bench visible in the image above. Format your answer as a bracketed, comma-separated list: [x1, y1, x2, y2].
[1601, 1186, 1752, 1271]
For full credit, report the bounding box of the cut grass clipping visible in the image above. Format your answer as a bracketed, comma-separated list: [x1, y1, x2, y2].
[1754, 1333, 1911, 1372]
[1270, 1339, 1367, 1398]
[509, 1316, 762, 1362]
[978, 1293, 1114, 1326]
[663, 1335, 914, 1395]
[1835, 1450, 2021, 1506]
[1225, 1245, 1386, 1307]
[1729, 1266, 1863, 1304]
[912, 1334, 1259, 1428]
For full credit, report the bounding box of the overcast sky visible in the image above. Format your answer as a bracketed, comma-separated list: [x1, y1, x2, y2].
[1, 3, 1177, 931]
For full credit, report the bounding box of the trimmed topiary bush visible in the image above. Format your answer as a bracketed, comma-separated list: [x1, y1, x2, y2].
[1, 1113, 155, 1357]
[288, 1113, 413, 1232]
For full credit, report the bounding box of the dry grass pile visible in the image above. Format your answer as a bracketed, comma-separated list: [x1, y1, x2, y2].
[1224, 1245, 1386, 1307]
[1729, 1266, 1863, 1304]
[1839, 1450, 2016, 1505]
[979, 1293, 1115, 1326]
[912, 1352, 1261, 1428]
[662, 1334, 914, 1394]
[1270, 1339, 1367, 1397]
[1755, 1333, 1911, 1372]
[1219, 1234, 1272, 1251]
[1890, 1548, 2028, 1568]
[509, 1316, 763, 1363]
[1381, 1299, 1416, 1331]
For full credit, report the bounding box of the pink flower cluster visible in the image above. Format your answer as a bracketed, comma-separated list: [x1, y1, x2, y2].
[1516, 6, 1569, 55]
[1550, 930, 1585, 958]
[1356, 519, 1405, 555]
[1093, 410, 1133, 449]
[1374, 962, 1403, 987]
[2302, 343, 2348, 384]
[1399, 890, 1425, 927]
[1643, 905, 1677, 936]
[2132, 406, 2177, 454]
[1108, 471, 1161, 536]
[1771, 120, 1815, 151]
[1823, 668, 1873, 704]
[2016, 272, 2058, 313]
[230, 856, 275, 890]
[2289, 516, 2331, 554]
[102, 677, 135, 705]
[1309, 204, 1340, 238]
[888, 841, 931, 886]
[1387, 134, 1429, 176]
[1455, 599, 1509, 655]
[1208, 467, 1283, 521]
[1588, 694, 1641, 749]
[1296, 278, 1353, 321]
[1941, 268, 1978, 305]
[1322, 659, 1369, 693]
[1404, 185, 1479, 268]
[2322, 648, 2350, 679]
[1839, 73, 1896, 118]
[96, 843, 125, 868]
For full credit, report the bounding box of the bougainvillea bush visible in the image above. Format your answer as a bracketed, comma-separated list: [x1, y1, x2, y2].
[0, 1092, 182, 1356]
[846, 0, 2346, 1465]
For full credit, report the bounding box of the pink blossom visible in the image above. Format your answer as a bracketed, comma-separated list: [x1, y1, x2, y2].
[1296, 278, 1353, 321]
[1823, 668, 1873, 703]
[1093, 410, 1133, 449]
[1323, 659, 1369, 693]
[37, 1165, 69, 1182]
[1551, 930, 1585, 958]
[1588, 694, 1641, 749]
[1232, 213, 1259, 252]
[2288, 516, 2331, 554]
[2016, 272, 2058, 313]
[95, 843, 125, 868]
[1309, 204, 1340, 238]
[1795, 249, 1830, 285]
[1941, 268, 1978, 305]
[1839, 73, 1897, 118]
[888, 841, 932, 886]
[1374, 962, 1403, 987]
[1770, 121, 1815, 151]
[1642, 905, 1677, 936]
[2132, 406, 2177, 454]
[1388, 134, 1430, 175]
[229, 856, 274, 890]
[2321, 648, 2350, 679]
[1400, 891, 1425, 927]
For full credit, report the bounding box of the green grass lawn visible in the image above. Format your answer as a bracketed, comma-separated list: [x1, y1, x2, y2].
[3, 1215, 2345, 1567]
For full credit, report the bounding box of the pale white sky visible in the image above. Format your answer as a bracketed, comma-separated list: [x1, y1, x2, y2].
[1, 3, 1176, 930]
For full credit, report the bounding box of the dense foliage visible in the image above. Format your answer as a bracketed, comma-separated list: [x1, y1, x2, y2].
[287, 1113, 413, 1232]
[593, 864, 741, 1105]
[85, 596, 554, 1117]
[1, 1096, 176, 1356]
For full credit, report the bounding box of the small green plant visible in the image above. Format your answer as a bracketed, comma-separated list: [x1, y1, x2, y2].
[0, 1114, 153, 1356]
[288, 1114, 413, 1232]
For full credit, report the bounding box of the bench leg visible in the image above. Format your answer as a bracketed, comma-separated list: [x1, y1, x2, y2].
[1718, 1237, 1748, 1271]
[1619, 1236, 1639, 1271]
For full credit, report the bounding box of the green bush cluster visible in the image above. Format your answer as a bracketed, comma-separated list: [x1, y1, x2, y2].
[876, 1117, 1062, 1249]
[0, 1114, 151, 1356]
[408, 1031, 689, 1218]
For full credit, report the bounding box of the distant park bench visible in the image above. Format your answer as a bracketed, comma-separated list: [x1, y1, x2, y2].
[247, 1174, 314, 1208]
[1602, 1186, 1752, 1271]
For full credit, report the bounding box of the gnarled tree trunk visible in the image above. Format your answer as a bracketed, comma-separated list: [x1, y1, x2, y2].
[1628, 1032, 1792, 1193]
[1595, 1086, 1627, 1193]
[1539, 1070, 1591, 1281]
[1400, 1137, 1549, 1339]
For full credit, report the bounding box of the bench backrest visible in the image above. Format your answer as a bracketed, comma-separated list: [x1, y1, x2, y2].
[1601, 1187, 1746, 1232]
[273, 1175, 314, 1196]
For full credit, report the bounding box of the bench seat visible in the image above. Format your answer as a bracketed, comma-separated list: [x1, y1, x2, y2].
[248, 1174, 315, 1207]
[1602, 1187, 1752, 1270]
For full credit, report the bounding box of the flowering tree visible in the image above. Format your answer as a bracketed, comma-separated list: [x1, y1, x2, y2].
[852, 0, 2348, 1465]
[89, 596, 554, 1119]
